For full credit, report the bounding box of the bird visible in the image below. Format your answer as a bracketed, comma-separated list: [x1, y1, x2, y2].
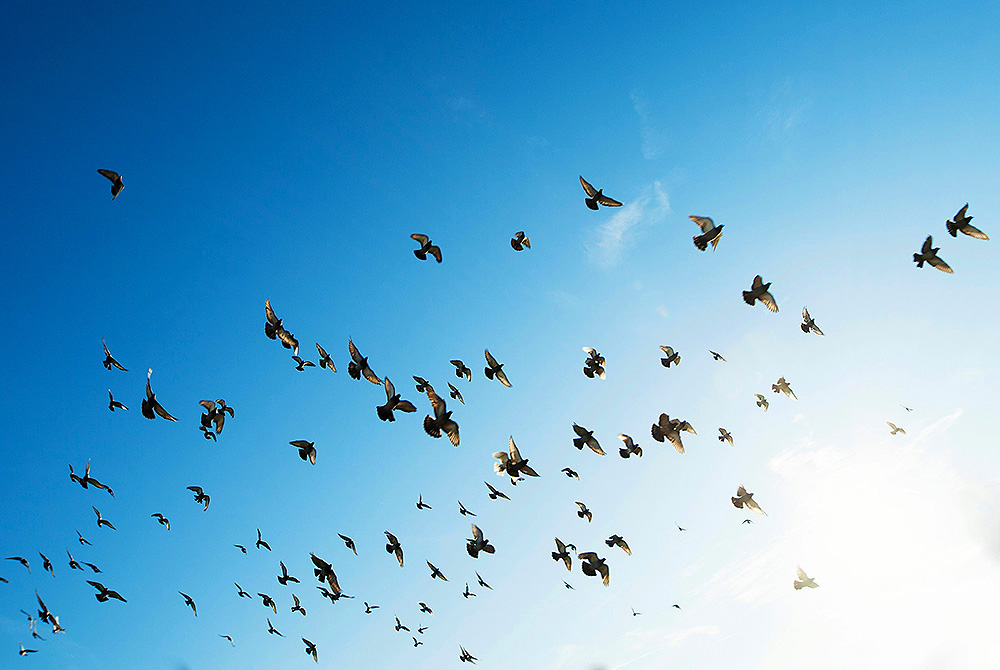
[447, 382, 465, 404]
[315, 343, 336, 372]
[302, 638, 318, 662]
[618, 433, 642, 459]
[423, 386, 460, 446]
[742, 519, 754, 524]
[755, 394, 769, 411]
[411, 233, 442, 262]
[364, 602, 379, 613]
[266, 618, 282, 636]
[258, 592, 277, 613]
[946, 204, 989, 240]
[199, 399, 234, 434]
[801, 307, 824, 335]
[578, 552, 610, 586]
[458, 501, 476, 517]
[732, 486, 766, 515]
[913, 235, 953, 273]
[290, 440, 317, 464]
[66, 550, 81, 571]
[6, 556, 29, 572]
[418, 602, 433, 615]
[466, 524, 495, 558]
[672, 604, 682, 610]
[199, 425, 217, 441]
[87, 581, 126, 603]
[264, 299, 299, 355]
[413, 376, 433, 393]
[107, 390, 128, 412]
[483, 349, 511, 387]
[385, 531, 404, 567]
[579, 176, 623, 210]
[76, 530, 91, 546]
[887, 422, 906, 435]
[220, 635, 235, 647]
[493, 436, 540, 483]
[81, 562, 101, 573]
[510, 231, 531, 250]
[412, 637, 424, 647]
[450, 359, 472, 381]
[427, 561, 447, 581]
[743, 275, 779, 311]
[378, 377, 418, 421]
[277, 561, 299, 586]
[395, 616, 410, 632]
[563, 581, 574, 590]
[187, 486, 210, 511]
[415, 494, 433, 510]
[690, 215, 723, 251]
[93, 506, 116, 530]
[484, 481, 510, 500]
[141, 368, 178, 421]
[561, 467, 579, 480]
[582, 347, 606, 379]
[234, 544, 247, 554]
[772, 376, 797, 399]
[151, 513, 170, 530]
[256, 529, 271, 551]
[572, 424, 604, 455]
[659, 345, 681, 368]
[459, 646, 477, 663]
[291, 355, 315, 371]
[347, 339, 382, 384]
[179, 592, 197, 616]
[19, 643, 38, 656]
[235, 583, 251, 598]
[718, 428, 734, 446]
[476, 572, 492, 590]
[650, 413, 697, 454]
[794, 566, 819, 590]
[676, 523, 686, 532]
[463, 583, 476, 598]
[552, 538, 572, 571]
[606, 535, 631, 555]
[902, 405, 914, 412]
[97, 169, 124, 200]
[709, 350, 727, 361]
[309, 554, 341, 594]
[632, 608, 642, 616]
[576, 502, 592, 522]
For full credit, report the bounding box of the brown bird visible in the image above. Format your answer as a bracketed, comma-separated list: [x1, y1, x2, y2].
[199, 399, 234, 434]
[384, 532, 404, 567]
[66, 550, 81, 571]
[290, 440, 317, 465]
[82, 562, 101, 573]
[582, 347, 606, 379]
[378, 377, 418, 421]
[19, 643, 38, 656]
[466, 524, 495, 558]
[6, 556, 29, 573]
[709, 350, 727, 361]
[743, 275, 779, 312]
[256, 528, 271, 551]
[264, 299, 299, 355]
[291, 593, 306, 615]
[580, 176, 623, 210]
[107, 389, 128, 412]
[76, 530, 91, 546]
[450, 360, 472, 381]
[151, 513, 170, 530]
[913, 235, 953, 273]
[315, 343, 336, 372]
[447, 382, 465, 405]
[576, 502, 592, 522]
[37, 553, 54, 577]
[578, 552, 610, 586]
[423, 386, 460, 446]
[732, 485, 766, 515]
[87, 581, 126, 603]
[561, 467, 579, 480]
[302, 638, 318, 662]
[266, 618, 282, 636]
[572, 424, 604, 455]
[552, 538, 572, 571]
[97, 169, 124, 200]
[801, 307, 824, 335]
[718, 428, 734, 446]
[690, 215, 723, 251]
[93, 507, 116, 530]
[291, 355, 315, 371]
[337, 533, 358, 555]
[416, 495, 432, 510]
[617, 433, 642, 459]
[493, 436, 540, 482]
[418, 602, 433, 615]
[179, 592, 197, 616]
[102, 339, 127, 372]
[347, 339, 382, 385]
[309, 554, 342, 594]
[510, 231, 531, 251]
[650, 413, 697, 454]
[483, 349, 511, 387]
[413, 376, 433, 393]
[946, 204, 989, 240]
[277, 561, 299, 586]
[484, 481, 510, 500]
[411, 233, 442, 262]
[426, 560, 447, 581]
[605, 535, 631, 555]
[258, 592, 277, 613]
[187, 486, 210, 511]
[659, 345, 681, 368]
[141, 368, 178, 421]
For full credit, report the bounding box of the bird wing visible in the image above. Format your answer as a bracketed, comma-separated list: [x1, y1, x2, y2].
[471, 524, 483, 542]
[796, 565, 808, 580]
[145, 368, 154, 399]
[348, 339, 363, 364]
[962, 223, 989, 240]
[927, 254, 953, 273]
[410, 233, 429, 244]
[597, 193, 622, 207]
[922, 236, 934, 254]
[428, 245, 442, 263]
[97, 169, 120, 182]
[618, 434, 634, 450]
[579, 175, 598, 197]
[759, 290, 779, 312]
[802, 306, 810, 323]
[264, 299, 279, 325]
[689, 216, 715, 233]
[508, 436, 521, 462]
[153, 400, 178, 421]
[362, 364, 382, 385]
[752, 274, 764, 289]
[484, 349, 498, 368]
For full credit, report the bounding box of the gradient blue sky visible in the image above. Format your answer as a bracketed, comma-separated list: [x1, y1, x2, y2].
[3, 1, 1000, 668]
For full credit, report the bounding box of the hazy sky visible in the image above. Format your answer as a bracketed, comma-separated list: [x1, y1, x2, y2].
[2, 1, 1000, 668]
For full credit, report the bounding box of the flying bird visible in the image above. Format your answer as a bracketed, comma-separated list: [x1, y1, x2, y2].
[234, 544, 247, 554]
[732, 486, 766, 515]
[475, 572, 492, 590]
[101, 339, 127, 372]
[277, 561, 299, 586]
[676, 523, 686, 532]
[410, 233, 442, 262]
[650, 413, 696, 454]
[466, 524, 495, 558]
[493, 436, 540, 482]
[794, 566, 819, 590]
[718, 428, 733, 446]
[483, 349, 511, 387]
[384, 531, 404, 567]
[187, 486, 210, 511]
[256, 529, 271, 551]
[291, 355, 315, 371]
[266, 618, 282, 636]
[450, 359, 472, 381]
[235, 583, 251, 598]
[76, 530, 91, 546]
[302, 638, 318, 662]
[561, 467, 579, 480]
[618, 433, 642, 459]
[887, 422, 906, 435]
[510, 231, 531, 250]
[755, 394, 769, 411]
[151, 513, 170, 530]
[484, 481, 510, 500]
[460, 646, 477, 663]
[378, 377, 418, 421]
[87, 581, 126, 603]
[563, 581, 574, 590]
[347, 339, 382, 385]
[426, 561, 447, 581]
[576, 502, 592, 523]
[107, 389, 128, 412]
[141, 368, 178, 421]
[364, 602, 379, 613]
[19, 643, 38, 656]
[447, 382, 465, 404]
[458, 501, 476, 517]
[6, 556, 29, 572]
[97, 169, 124, 200]
[418, 602, 433, 615]
[179, 592, 197, 616]
[690, 215, 723, 251]
[659, 345, 681, 368]
[220, 635, 235, 647]
[552, 538, 572, 571]
[263, 299, 299, 355]
[579, 176, 622, 210]
[413, 376, 433, 393]
[412, 637, 424, 647]
[93, 507, 116, 530]
[743, 275, 779, 311]
[578, 552, 610, 586]
[290, 440, 317, 464]
[946, 204, 989, 240]
[315, 343, 336, 372]
[66, 550, 81, 571]
[199, 399, 234, 435]
[772, 376, 797, 399]
[605, 535, 631, 555]
[742, 519, 754, 524]
[463, 583, 476, 598]
[309, 554, 342, 594]
[423, 386, 460, 446]
[258, 592, 277, 613]
[913, 235, 953, 273]
[395, 616, 409, 632]
[801, 307, 824, 335]
[572, 424, 604, 455]
[709, 350, 726, 361]
[582, 347, 606, 379]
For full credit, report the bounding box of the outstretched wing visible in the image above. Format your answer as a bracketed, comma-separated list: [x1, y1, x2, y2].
[579, 175, 597, 197]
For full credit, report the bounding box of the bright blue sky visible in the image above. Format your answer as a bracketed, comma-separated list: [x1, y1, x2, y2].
[3, 1, 1000, 668]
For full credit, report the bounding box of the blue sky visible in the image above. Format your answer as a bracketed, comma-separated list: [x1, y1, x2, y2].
[2, 1, 1000, 668]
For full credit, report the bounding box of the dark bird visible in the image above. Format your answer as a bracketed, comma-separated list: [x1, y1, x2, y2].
[309, 554, 342, 594]
[561, 467, 579, 480]
[732, 485, 766, 515]
[234, 544, 247, 554]
[423, 386, 460, 446]
[743, 275, 779, 311]
[606, 535, 631, 555]
[141, 368, 178, 421]
[303, 638, 318, 662]
[87, 581, 126, 603]
[413, 376, 433, 393]
[199, 399, 234, 434]
[256, 529, 271, 551]
[576, 502, 592, 523]
[718, 428, 734, 446]
[411, 233, 442, 262]
[108, 390, 127, 412]
[97, 169, 124, 200]
[801, 307, 824, 335]
[743, 519, 753, 524]
[510, 231, 531, 251]
[338, 533, 357, 555]
[179, 592, 197, 616]
[448, 382, 465, 404]
[93, 506, 116, 530]
[264, 299, 299, 355]
[946, 204, 989, 239]
[650, 413, 697, 454]
[266, 618, 282, 636]
[672, 604, 682, 609]
[579, 176, 623, 210]
[187, 486, 210, 511]
[36, 591, 64, 633]
[151, 513, 170, 530]
[6, 556, 29, 573]
[418, 626, 428, 634]
[258, 592, 277, 613]
[76, 530, 91, 546]
[690, 215, 724, 251]
[902, 405, 913, 412]
[578, 552, 610, 586]
[347, 339, 382, 385]
[458, 501, 476, 517]
[460, 646, 477, 663]
[632, 608, 642, 616]
[412, 637, 424, 647]
[385, 532, 404, 567]
[290, 440, 317, 465]
[659, 345, 681, 368]
[483, 349, 511, 387]
[66, 550, 81, 571]
[418, 602, 433, 615]
[416, 495, 432, 510]
[676, 523, 686, 532]
[291, 355, 315, 371]
[82, 562, 101, 573]
[913, 235, 953, 273]
[450, 360, 472, 381]
[755, 394, 769, 411]
[378, 377, 418, 421]
[572, 424, 604, 455]
[618, 433, 642, 459]
[395, 616, 409, 632]
[220, 635, 235, 647]
[426, 560, 447, 581]
[315, 343, 336, 372]
[463, 583, 476, 598]
[19, 643, 38, 656]
[235, 583, 251, 598]
[364, 602, 379, 614]
[563, 581, 574, 590]
[582, 347, 606, 379]
[493, 436, 540, 482]
[484, 481, 510, 500]
[709, 350, 727, 362]
[466, 524, 495, 558]
[552, 538, 572, 571]
[68, 460, 114, 497]
[476, 572, 492, 590]
[277, 561, 299, 586]
[199, 425, 217, 441]
[37, 553, 54, 577]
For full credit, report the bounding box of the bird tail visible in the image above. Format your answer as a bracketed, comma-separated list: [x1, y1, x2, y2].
[376, 405, 392, 422]
[913, 254, 925, 267]
[484, 367, 494, 380]
[572, 438, 584, 449]
[742, 290, 755, 305]
[693, 235, 708, 251]
[946, 221, 959, 237]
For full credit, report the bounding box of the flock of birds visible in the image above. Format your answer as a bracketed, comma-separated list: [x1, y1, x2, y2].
[4, 171, 989, 664]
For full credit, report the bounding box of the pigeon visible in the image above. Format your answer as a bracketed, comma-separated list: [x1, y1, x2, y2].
[732, 486, 766, 515]
[187, 486, 210, 511]
[772, 376, 797, 399]
[302, 638, 318, 662]
[493, 436, 540, 482]
[266, 618, 282, 636]
[578, 552, 610, 586]
[256, 529, 271, 551]
[552, 538, 572, 571]
[794, 566, 819, 590]
[743, 275, 778, 311]
[93, 507, 116, 530]
[423, 386, 460, 446]
[264, 299, 299, 355]
[742, 519, 753, 525]
[87, 581, 126, 603]
[458, 501, 476, 517]
[309, 554, 341, 594]
[378, 377, 418, 421]
[887, 422, 906, 435]
[235, 583, 251, 598]
[411, 233, 442, 262]
[946, 204, 988, 240]
[672, 604, 682, 610]
[418, 602, 433, 615]
[395, 616, 409, 632]
[755, 394, 769, 411]
[6, 556, 29, 572]
[463, 583, 476, 598]
[605, 535, 631, 555]
[141, 368, 178, 421]
[510, 231, 531, 250]
[650, 413, 697, 454]
[902, 405, 913, 412]
[450, 360, 472, 381]
[582, 347, 606, 379]
[106, 389, 129, 413]
[476, 572, 492, 590]
[913, 235, 954, 273]
[416, 495, 432, 510]
[579, 176, 623, 210]
[676, 523, 686, 532]
[347, 339, 382, 384]
[413, 376, 433, 393]
[718, 428, 733, 446]
[291, 355, 315, 371]
[81, 562, 100, 573]
[258, 592, 277, 613]
[19, 643, 38, 656]
[572, 424, 604, 455]
[151, 513, 170, 530]
[563, 581, 574, 590]
[66, 550, 81, 571]
[709, 350, 727, 362]
[484, 481, 510, 500]
[618, 433, 642, 458]
[412, 637, 424, 647]
[690, 215, 723, 251]
[801, 307, 824, 335]
[199, 399, 234, 434]
[385, 532, 404, 567]
[315, 343, 336, 372]
[561, 467, 579, 480]
[426, 561, 447, 581]
[576, 502, 592, 522]
[447, 382, 465, 404]
[234, 544, 247, 554]
[364, 602, 379, 613]
[76, 530, 91, 546]
[466, 524, 495, 558]
[483, 349, 511, 387]
[460, 646, 477, 663]
[97, 169, 124, 200]
[290, 440, 317, 464]
[179, 592, 197, 616]
[277, 561, 299, 586]
[659, 345, 681, 368]
[102, 339, 127, 372]
[220, 635, 235, 647]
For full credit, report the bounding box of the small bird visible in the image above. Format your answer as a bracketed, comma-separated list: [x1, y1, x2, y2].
[187, 486, 210, 511]
[458, 501, 476, 517]
[417, 626, 428, 634]
[659, 345, 681, 368]
[93, 507, 116, 530]
[447, 382, 465, 404]
[395, 616, 410, 632]
[412, 637, 424, 647]
[150, 513, 170, 530]
[794, 566, 819, 590]
[256, 529, 271, 551]
[302, 638, 318, 662]
[484, 481, 510, 500]
[378, 377, 418, 421]
[315, 343, 336, 372]
[755, 394, 769, 411]
[234, 544, 247, 554]
[277, 561, 299, 586]
[337, 532, 359, 555]
[690, 215, 723, 251]
[463, 583, 476, 598]
[718, 428, 734, 446]
[460, 646, 477, 663]
[87, 581, 126, 603]
[946, 204, 989, 240]
[572, 424, 604, 455]
[618, 433, 642, 459]
[580, 176, 623, 210]
[605, 535, 631, 555]
[772, 376, 797, 400]
[578, 552, 610, 586]
[37, 553, 54, 577]
[416, 495, 432, 510]
[76, 530, 91, 546]
[483, 349, 511, 387]
[364, 602, 379, 613]
[913, 235, 953, 273]
[6, 556, 29, 572]
[266, 618, 282, 636]
[576, 502, 593, 523]
[887, 422, 906, 435]
[902, 405, 914, 412]
[563, 581, 574, 590]
[66, 550, 81, 571]
[732, 486, 766, 515]
[510, 231, 531, 251]
[582, 347, 606, 379]
[552, 538, 572, 571]
[290, 440, 317, 465]
[709, 350, 727, 362]
[141, 368, 178, 421]
[423, 386, 460, 446]
[676, 523, 686, 532]
[291, 355, 315, 371]
[19, 643, 38, 656]
[411, 233, 442, 262]
[672, 604, 682, 610]
[220, 635, 235, 647]
[309, 554, 342, 594]
[235, 583, 251, 598]
[179, 592, 197, 616]
[107, 390, 128, 412]
[427, 561, 447, 581]
[418, 602, 433, 615]
[450, 360, 472, 381]
[199, 425, 217, 441]
[632, 608, 642, 616]
[650, 413, 697, 454]
[476, 572, 492, 590]
[466, 524, 495, 558]
[413, 376, 433, 393]
[493, 436, 540, 483]
[742, 519, 753, 524]
[347, 339, 382, 385]
[385, 531, 404, 567]
[561, 467, 579, 480]
[801, 307, 824, 335]
[743, 275, 779, 311]
[96, 168, 124, 200]
[264, 299, 299, 355]
[258, 592, 277, 613]
[199, 399, 234, 434]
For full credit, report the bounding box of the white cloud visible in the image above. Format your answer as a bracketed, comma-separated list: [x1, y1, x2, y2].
[587, 182, 670, 267]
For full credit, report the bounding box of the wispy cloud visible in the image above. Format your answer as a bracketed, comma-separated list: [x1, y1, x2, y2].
[587, 182, 669, 267]
[630, 92, 668, 160]
[754, 78, 810, 138]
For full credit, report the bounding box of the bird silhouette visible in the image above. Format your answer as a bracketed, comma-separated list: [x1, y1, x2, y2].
[141, 368, 178, 421]
[913, 235, 953, 273]
[578, 552, 610, 586]
[801, 307, 824, 335]
[606, 535, 631, 555]
[92, 507, 116, 530]
[659, 345, 681, 368]
[466, 524, 495, 558]
[483, 349, 511, 387]
[256, 529, 271, 551]
[384, 532, 404, 567]
[277, 561, 299, 586]
[87, 581, 126, 602]
[484, 481, 510, 500]
[187, 486, 210, 511]
[576, 502, 592, 522]
[732, 486, 766, 515]
[102, 339, 127, 372]
[690, 215, 723, 250]
[264, 299, 299, 355]
[179, 592, 197, 616]
[410, 233, 442, 262]
[347, 339, 382, 384]
[377, 377, 417, 421]
[579, 176, 623, 210]
[97, 169, 124, 200]
[426, 560, 447, 581]
[416, 495, 432, 510]
[618, 433, 642, 458]
[743, 275, 779, 311]
[315, 343, 336, 372]
[106, 390, 128, 411]
[510, 231, 531, 250]
[946, 204, 989, 239]
[151, 513, 170, 530]
[476, 572, 492, 590]
[493, 436, 540, 483]
[423, 386, 460, 446]
[290, 440, 317, 464]
[450, 359, 472, 381]
[572, 424, 605, 455]
[302, 638, 318, 662]
[552, 538, 572, 571]
[794, 566, 819, 590]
